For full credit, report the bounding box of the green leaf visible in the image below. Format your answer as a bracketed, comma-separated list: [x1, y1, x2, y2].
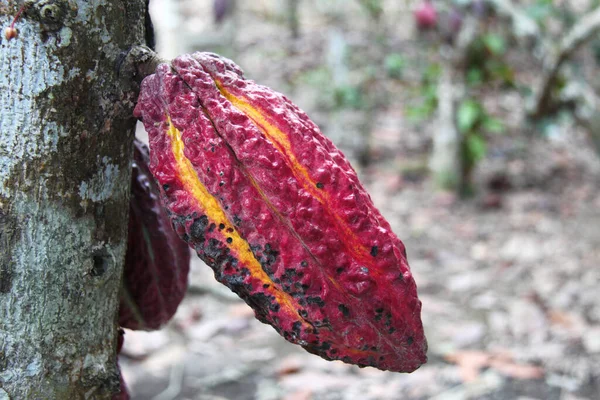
[384, 53, 406, 79]
[483, 34, 506, 56]
[423, 85, 438, 101]
[423, 63, 441, 83]
[466, 68, 484, 86]
[488, 61, 515, 86]
[406, 104, 435, 122]
[483, 117, 505, 134]
[457, 100, 481, 133]
[334, 85, 364, 109]
[359, 0, 384, 19]
[466, 134, 487, 162]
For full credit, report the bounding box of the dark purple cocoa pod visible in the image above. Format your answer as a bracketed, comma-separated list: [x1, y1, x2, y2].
[213, 0, 231, 24]
[112, 375, 129, 400]
[113, 329, 129, 400]
[119, 140, 190, 331]
[472, 0, 488, 18]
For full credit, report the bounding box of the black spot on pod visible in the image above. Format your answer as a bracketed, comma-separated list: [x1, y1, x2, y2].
[233, 215, 242, 226]
[320, 342, 332, 351]
[291, 321, 302, 337]
[307, 296, 325, 308]
[316, 182, 324, 189]
[204, 238, 224, 260]
[370, 246, 378, 257]
[338, 304, 350, 317]
[263, 243, 279, 266]
[190, 215, 209, 242]
[222, 273, 246, 293]
[248, 292, 279, 315]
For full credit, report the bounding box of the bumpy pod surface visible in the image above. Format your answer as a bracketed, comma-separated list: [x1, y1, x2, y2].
[134, 53, 427, 372]
[119, 140, 190, 330]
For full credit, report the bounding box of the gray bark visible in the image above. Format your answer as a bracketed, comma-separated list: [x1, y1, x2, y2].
[286, 0, 300, 40]
[0, 1, 146, 398]
[429, 16, 477, 191]
[430, 66, 460, 189]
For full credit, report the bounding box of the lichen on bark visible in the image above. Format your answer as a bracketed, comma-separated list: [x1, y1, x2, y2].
[0, 1, 147, 398]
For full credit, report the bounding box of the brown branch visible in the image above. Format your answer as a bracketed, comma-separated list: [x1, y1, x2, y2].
[117, 45, 167, 86]
[531, 7, 600, 118]
[486, 1, 600, 119]
[487, 0, 540, 39]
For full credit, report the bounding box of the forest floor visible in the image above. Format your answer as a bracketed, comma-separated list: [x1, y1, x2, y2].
[123, 1, 600, 399]
[122, 132, 600, 400]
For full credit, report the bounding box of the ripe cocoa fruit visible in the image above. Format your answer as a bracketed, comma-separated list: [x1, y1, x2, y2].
[134, 52, 427, 372]
[119, 139, 190, 331]
[415, 1, 438, 30]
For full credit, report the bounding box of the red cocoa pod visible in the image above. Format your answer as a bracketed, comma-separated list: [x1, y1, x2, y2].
[415, 1, 438, 30]
[119, 139, 190, 331]
[134, 52, 427, 372]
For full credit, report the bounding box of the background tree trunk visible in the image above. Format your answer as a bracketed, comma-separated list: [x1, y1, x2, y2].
[429, 66, 461, 190]
[0, 1, 146, 398]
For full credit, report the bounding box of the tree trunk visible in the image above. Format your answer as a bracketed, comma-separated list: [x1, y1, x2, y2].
[429, 66, 461, 190]
[0, 1, 146, 398]
[429, 16, 477, 193]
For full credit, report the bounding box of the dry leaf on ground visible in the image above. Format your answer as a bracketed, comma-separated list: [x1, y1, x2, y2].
[445, 350, 544, 382]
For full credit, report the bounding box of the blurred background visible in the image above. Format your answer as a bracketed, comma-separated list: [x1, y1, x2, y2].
[126, 0, 600, 399]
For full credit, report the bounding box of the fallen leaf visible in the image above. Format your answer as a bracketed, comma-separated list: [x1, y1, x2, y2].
[283, 389, 313, 400]
[547, 310, 574, 328]
[445, 351, 491, 382]
[488, 359, 544, 380]
[174, 305, 203, 331]
[445, 350, 545, 382]
[277, 355, 305, 376]
[228, 303, 255, 318]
